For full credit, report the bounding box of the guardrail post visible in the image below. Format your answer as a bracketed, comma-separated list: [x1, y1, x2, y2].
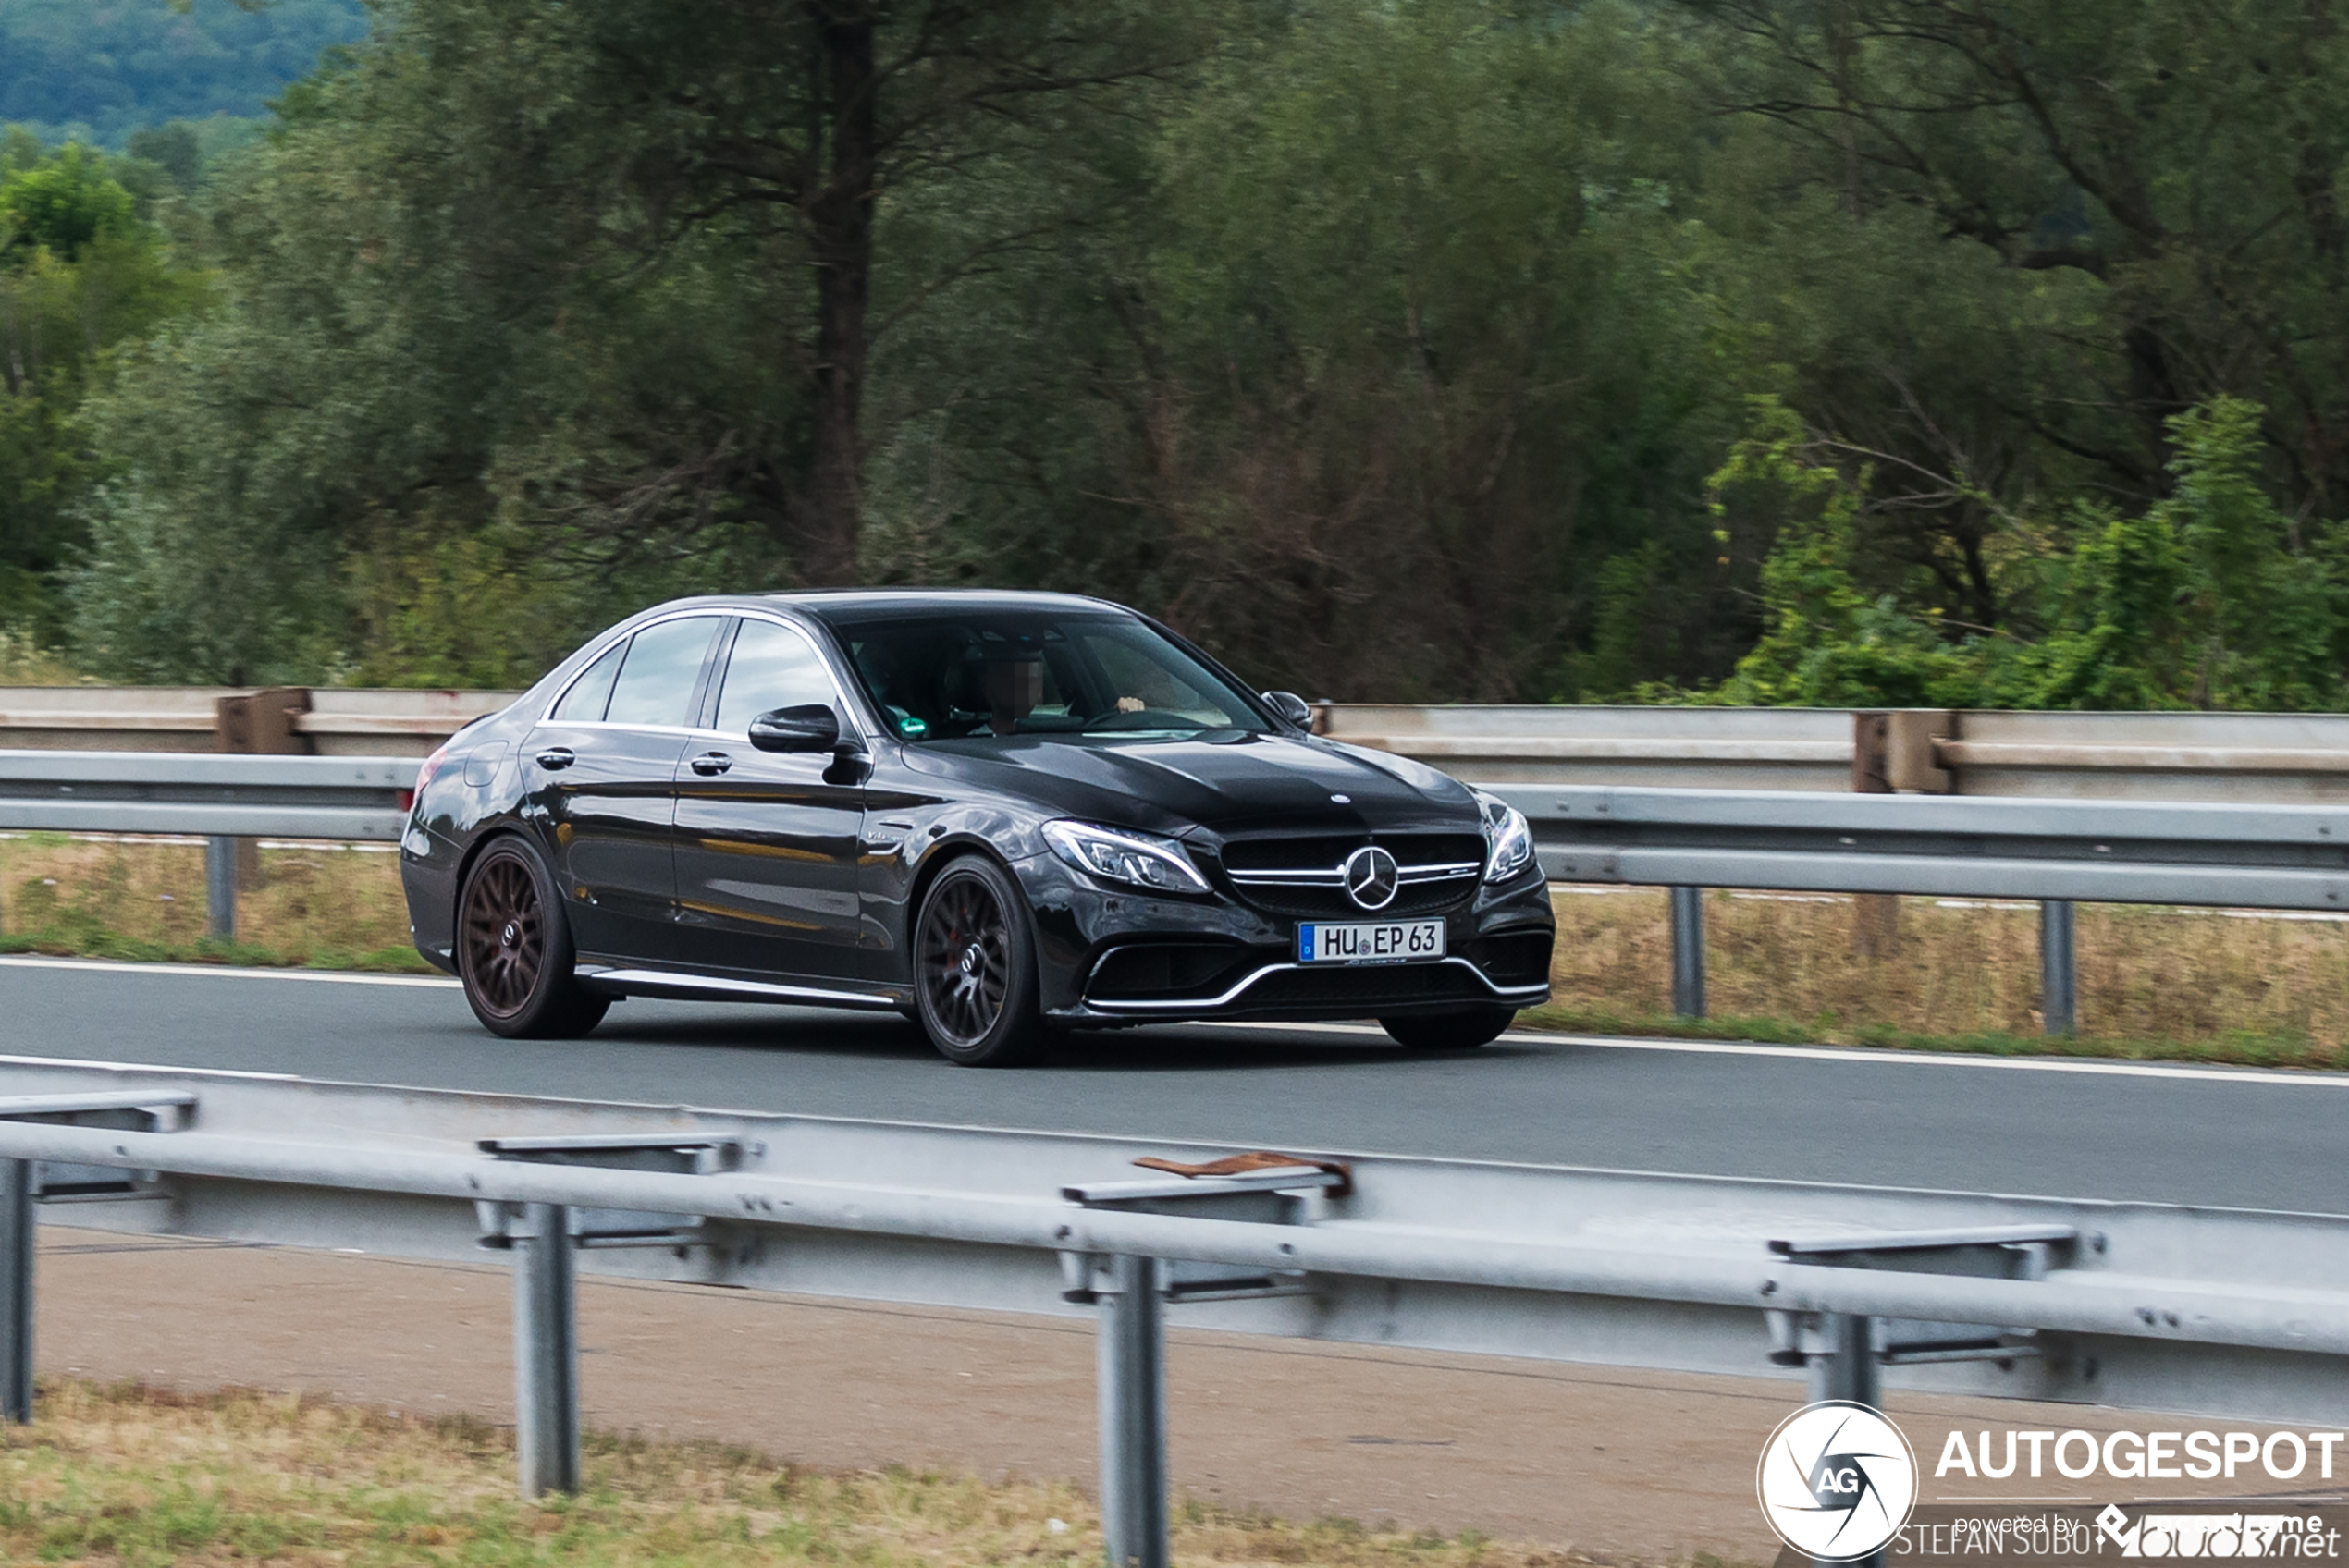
[204, 837, 237, 940]
[512, 1203, 579, 1498]
[1668, 886, 1706, 1018]
[2040, 899, 2077, 1037]
[1097, 1254, 1168, 1568]
[0, 1158, 30, 1423]
[1806, 1311, 1880, 1408]
[1851, 714, 1901, 958]
[214, 687, 312, 913]
[1806, 1312, 1885, 1567]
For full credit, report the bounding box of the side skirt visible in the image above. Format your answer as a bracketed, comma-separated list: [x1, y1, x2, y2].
[574, 964, 906, 1011]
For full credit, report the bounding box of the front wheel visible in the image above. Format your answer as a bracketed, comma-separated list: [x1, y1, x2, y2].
[913, 856, 1047, 1067]
[457, 838, 611, 1039]
[1381, 1005, 1516, 1051]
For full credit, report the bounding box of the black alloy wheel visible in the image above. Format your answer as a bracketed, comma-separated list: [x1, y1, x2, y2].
[913, 856, 1047, 1067]
[457, 839, 611, 1039]
[1380, 1004, 1517, 1051]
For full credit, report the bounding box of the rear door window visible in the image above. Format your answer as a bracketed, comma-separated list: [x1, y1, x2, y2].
[603, 617, 721, 729]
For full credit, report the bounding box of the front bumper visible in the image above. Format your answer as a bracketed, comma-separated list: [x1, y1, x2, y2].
[1015, 855, 1556, 1026]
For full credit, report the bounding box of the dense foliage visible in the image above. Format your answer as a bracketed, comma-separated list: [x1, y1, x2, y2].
[0, 133, 206, 635]
[10, 0, 2349, 706]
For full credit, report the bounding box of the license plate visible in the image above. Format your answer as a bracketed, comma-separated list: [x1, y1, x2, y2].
[1297, 919, 1446, 965]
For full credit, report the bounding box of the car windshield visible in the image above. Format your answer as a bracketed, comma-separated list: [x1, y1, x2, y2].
[821, 607, 1270, 742]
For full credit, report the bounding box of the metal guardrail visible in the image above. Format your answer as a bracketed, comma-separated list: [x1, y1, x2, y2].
[1485, 782, 2349, 1034]
[0, 752, 414, 941]
[0, 752, 412, 841]
[0, 688, 517, 756]
[4, 1056, 2349, 1562]
[1322, 704, 2349, 802]
[1502, 785, 2349, 910]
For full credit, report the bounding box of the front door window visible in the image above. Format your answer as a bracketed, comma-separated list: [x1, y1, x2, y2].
[715, 619, 839, 734]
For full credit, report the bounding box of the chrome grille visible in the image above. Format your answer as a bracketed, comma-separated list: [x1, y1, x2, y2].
[1217, 833, 1483, 920]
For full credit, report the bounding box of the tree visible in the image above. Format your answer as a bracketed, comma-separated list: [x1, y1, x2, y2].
[0, 139, 202, 635]
[69, 0, 1199, 682]
[0, 146, 134, 259]
[1690, 0, 2349, 570]
[1715, 396, 2349, 710]
[47, 0, 2349, 704]
[510, 0, 1195, 583]
[866, 0, 1734, 700]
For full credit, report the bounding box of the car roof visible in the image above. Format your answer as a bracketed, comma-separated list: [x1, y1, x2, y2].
[756, 588, 1126, 619]
[756, 586, 1113, 610]
[594, 589, 1144, 643]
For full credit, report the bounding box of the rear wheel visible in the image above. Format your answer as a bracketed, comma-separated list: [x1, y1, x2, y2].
[1381, 1005, 1515, 1051]
[458, 839, 611, 1039]
[913, 856, 1047, 1067]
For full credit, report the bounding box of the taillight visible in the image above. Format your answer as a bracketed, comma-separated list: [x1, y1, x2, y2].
[406, 744, 450, 814]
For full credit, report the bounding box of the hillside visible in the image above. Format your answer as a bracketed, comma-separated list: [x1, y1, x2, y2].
[0, 0, 368, 143]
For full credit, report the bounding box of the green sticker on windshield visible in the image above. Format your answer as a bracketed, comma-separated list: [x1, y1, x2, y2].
[896, 715, 929, 739]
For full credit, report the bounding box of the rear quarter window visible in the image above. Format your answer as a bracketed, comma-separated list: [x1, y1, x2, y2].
[548, 639, 626, 723]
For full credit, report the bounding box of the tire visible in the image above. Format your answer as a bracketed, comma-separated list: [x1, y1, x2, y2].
[1381, 1005, 1516, 1051]
[457, 838, 612, 1039]
[912, 855, 1048, 1067]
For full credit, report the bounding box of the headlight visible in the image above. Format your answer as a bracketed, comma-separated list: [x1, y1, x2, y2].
[1042, 820, 1211, 895]
[1475, 790, 1535, 884]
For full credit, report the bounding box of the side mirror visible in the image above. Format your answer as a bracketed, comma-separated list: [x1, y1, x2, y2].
[1261, 691, 1313, 729]
[749, 704, 842, 753]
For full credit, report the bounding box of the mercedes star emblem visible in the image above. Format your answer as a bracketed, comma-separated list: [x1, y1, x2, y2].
[1341, 845, 1400, 911]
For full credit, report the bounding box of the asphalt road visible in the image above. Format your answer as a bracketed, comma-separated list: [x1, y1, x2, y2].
[4, 954, 2341, 1212]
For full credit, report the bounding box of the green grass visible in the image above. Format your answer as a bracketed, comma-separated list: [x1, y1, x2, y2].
[0, 926, 436, 973]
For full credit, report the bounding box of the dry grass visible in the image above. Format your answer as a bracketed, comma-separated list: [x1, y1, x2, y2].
[0, 1379, 1677, 1568]
[1541, 886, 2349, 1064]
[0, 631, 84, 685]
[0, 833, 429, 972]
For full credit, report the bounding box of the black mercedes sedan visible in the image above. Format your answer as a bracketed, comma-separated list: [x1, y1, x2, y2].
[400, 590, 1555, 1065]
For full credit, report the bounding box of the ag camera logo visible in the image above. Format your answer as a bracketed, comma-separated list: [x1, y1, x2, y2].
[1757, 1402, 1919, 1560]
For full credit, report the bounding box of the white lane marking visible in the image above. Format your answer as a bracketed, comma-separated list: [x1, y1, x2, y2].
[0, 956, 459, 989]
[1, 955, 2333, 1087]
[1191, 1018, 2347, 1088]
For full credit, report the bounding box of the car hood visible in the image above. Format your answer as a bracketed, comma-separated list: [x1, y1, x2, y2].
[896, 731, 1480, 839]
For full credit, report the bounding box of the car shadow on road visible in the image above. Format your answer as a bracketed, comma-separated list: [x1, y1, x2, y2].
[587, 1007, 937, 1058]
[586, 1004, 1542, 1072]
[1044, 1026, 1513, 1072]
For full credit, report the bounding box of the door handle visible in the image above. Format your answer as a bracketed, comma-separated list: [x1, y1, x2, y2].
[690, 752, 733, 777]
[535, 747, 576, 770]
